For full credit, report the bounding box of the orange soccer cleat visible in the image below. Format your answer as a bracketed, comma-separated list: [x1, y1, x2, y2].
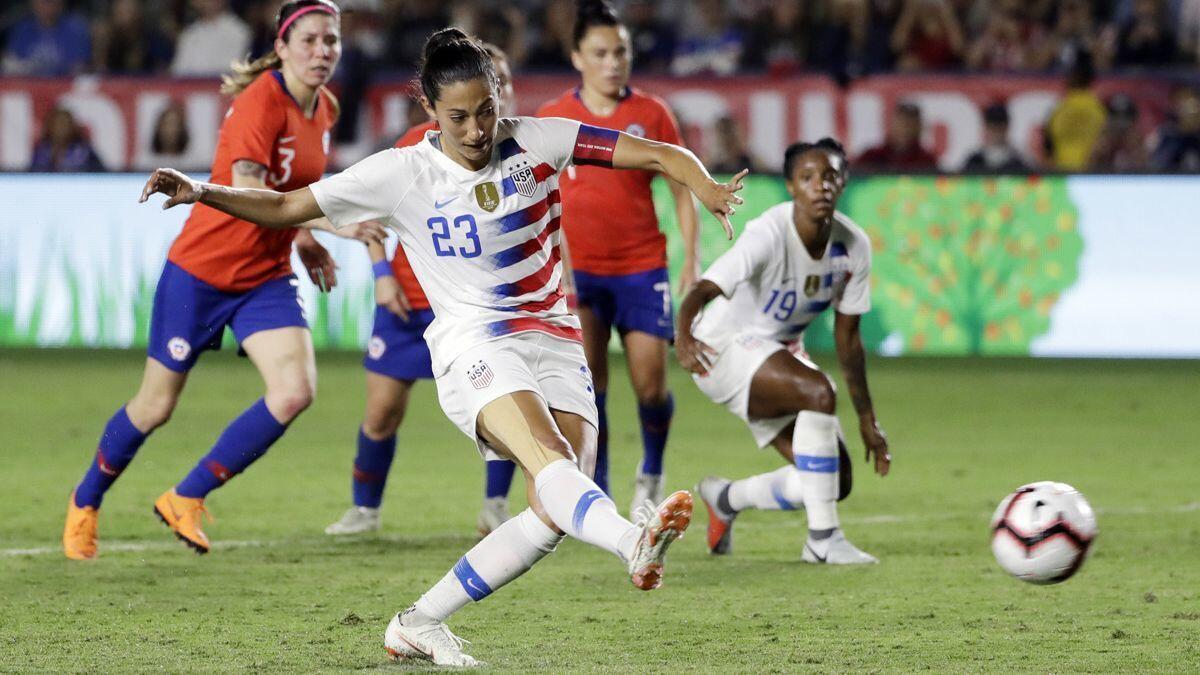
[63, 491, 99, 560]
[153, 489, 212, 554]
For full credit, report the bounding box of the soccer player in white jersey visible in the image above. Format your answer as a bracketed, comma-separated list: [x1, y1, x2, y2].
[675, 138, 892, 565]
[139, 27, 746, 668]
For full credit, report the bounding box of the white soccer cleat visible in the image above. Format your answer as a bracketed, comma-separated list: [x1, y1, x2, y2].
[384, 611, 479, 667]
[627, 490, 692, 590]
[696, 476, 736, 555]
[476, 496, 510, 538]
[629, 472, 664, 518]
[801, 529, 878, 565]
[324, 507, 381, 535]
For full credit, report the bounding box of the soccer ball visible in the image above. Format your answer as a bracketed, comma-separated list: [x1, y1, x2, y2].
[990, 481, 1098, 584]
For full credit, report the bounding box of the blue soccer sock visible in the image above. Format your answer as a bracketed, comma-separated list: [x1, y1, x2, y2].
[353, 428, 396, 508]
[175, 399, 288, 498]
[74, 407, 148, 508]
[592, 391, 609, 494]
[637, 394, 674, 476]
[484, 460, 516, 499]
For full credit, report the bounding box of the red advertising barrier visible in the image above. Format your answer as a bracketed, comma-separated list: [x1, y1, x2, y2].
[0, 74, 1175, 173]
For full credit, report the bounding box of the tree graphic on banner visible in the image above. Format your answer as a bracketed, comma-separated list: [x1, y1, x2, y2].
[842, 176, 1084, 355]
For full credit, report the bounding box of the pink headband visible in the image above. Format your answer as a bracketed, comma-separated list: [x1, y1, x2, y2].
[277, 4, 338, 40]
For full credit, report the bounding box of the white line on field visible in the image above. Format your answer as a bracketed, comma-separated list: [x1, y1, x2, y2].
[5, 503, 1195, 559]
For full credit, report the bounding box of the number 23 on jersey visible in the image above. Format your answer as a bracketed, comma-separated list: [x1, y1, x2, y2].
[427, 214, 481, 258]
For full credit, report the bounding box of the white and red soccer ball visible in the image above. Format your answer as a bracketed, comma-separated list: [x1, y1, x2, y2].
[990, 481, 1098, 584]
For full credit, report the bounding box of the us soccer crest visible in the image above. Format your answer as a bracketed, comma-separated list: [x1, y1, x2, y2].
[511, 164, 538, 198]
[474, 181, 500, 212]
[804, 274, 821, 297]
[468, 360, 495, 390]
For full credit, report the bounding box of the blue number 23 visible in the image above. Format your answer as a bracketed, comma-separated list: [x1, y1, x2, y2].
[427, 215, 481, 258]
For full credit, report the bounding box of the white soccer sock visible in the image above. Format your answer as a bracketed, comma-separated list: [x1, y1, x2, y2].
[727, 465, 806, 512]
[413, 508, 563, 622]
[793, 410, 840, 530]
[534, 458, 638, 561]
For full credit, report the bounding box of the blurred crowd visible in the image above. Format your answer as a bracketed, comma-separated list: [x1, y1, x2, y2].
[5, 0, 1200, 78]
[5, 0, 1200, 173]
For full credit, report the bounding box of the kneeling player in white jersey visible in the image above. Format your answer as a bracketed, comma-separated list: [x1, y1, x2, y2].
[675, 138, 891, 565]
[139, 27, 746, 668]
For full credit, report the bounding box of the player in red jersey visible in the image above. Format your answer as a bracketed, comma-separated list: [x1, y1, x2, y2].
[324, 43, 526, 537]
[535, 0, 702, 514]
[62, 0, 385, 559]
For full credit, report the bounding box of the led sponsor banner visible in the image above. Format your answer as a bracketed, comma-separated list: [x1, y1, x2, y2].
[0, 74, 1175, 173]
[0, 174, 1194, 357]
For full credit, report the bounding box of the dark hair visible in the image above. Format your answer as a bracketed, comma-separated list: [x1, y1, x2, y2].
[573, 0, 622, 48]
[152, 104, 190, 155]
[782, 137, 847, 178]
[418, 28, 498, 105]
[221, 0, 340, 96]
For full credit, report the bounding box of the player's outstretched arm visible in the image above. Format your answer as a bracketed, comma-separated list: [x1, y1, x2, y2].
[674, 279, 723, 375]
[610, 134, 746, 240]
[834, 311, 891, 476]
[367, 238, 411, 320]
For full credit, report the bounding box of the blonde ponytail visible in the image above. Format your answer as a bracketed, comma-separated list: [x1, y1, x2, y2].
[220, 52, 282, 97]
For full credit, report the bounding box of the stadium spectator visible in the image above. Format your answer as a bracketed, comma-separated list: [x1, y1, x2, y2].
[890, 0, 965, 71]
[1089, 93, 1149, 171]
[170, 0, 252, 76]
[330, 0, 386, 144]
[1111, 0, 1177, 67]
[965, 0, 1047, 72]
[809, 0, 870, 77]
[624, 0, 677, 73]
[524, 0, 574, 69]
[961, 102, 1027, 173]
[862, 0, 904, 72]
[1150, 86, 1200, 171]
[1179, 0, 1200, 63]
[136, 102, 199, 172]
[856, 101, 938, 171]
[743, 0, 808, 76]
[92, 0, 174, 74]
[670, 0, 745, 76]
[447, 1, 527, 68]
[707, 115, 759, 173]
[1045, 52, 1107, 170]
[1035, 0, 1113, 72]
[1, 0, 91, 76]
[29, 106, 105, 172]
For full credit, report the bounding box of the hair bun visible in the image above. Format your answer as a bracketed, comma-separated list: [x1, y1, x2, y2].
[424, 27, 470, 59]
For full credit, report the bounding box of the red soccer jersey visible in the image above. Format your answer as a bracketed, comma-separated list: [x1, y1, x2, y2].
[388, 120, 438, 311]
[168, 70, 336, 292]
[537, 87, 682, 275]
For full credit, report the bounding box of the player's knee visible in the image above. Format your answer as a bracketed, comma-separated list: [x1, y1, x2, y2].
[267, 382, 315, 422]
[129, 393, 176, 430]
[633, 381, 670, 408]
[795, 373, 836, 414]
[534, 430, 574, 462]
[363, 401, 405, 439]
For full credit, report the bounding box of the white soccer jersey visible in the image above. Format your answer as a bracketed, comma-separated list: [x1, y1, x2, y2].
[311, 116, 621, 374]
[693, 202, 872, 351]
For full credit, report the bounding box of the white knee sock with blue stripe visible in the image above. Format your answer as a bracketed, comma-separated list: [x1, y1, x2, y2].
[793, 411, 840, 531]
[534, 459, 638, 561]
[413, 508, 563, 622]
[727, 465, 805, 512]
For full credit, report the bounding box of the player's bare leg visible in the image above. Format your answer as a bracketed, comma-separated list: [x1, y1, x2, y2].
[578, 305, 611, 492]
[327, 372, 413, 535]
[157, 328, 315, 553]
[65, 359, 188, 560]
[622, 330, 673, 516]
[699, 351, 874, 563]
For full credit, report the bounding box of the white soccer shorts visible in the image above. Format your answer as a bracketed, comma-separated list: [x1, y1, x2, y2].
[435, 331, 599, 460]
[692, 333, 804, 448]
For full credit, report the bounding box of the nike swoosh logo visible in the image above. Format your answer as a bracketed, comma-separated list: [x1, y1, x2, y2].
[278, 136, 296, 143]
[434, 195, 459, 209]
[466, 578, 486, 594]
[805, 543, 826, 563]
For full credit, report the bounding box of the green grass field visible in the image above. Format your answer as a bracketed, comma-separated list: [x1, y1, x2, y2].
[1, 348, 1198, 672]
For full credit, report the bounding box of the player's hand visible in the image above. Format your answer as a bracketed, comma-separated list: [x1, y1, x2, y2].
[678, 256, 701, 295]
[140, 168, 203, 209]
[295, 233, 337, 291]
[697, 168, 748, 240]
[375, 274, 411, 320]
[676, 330, 717, 376]
[860, 416, 891, 477]
[334, 219, 388, 245]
